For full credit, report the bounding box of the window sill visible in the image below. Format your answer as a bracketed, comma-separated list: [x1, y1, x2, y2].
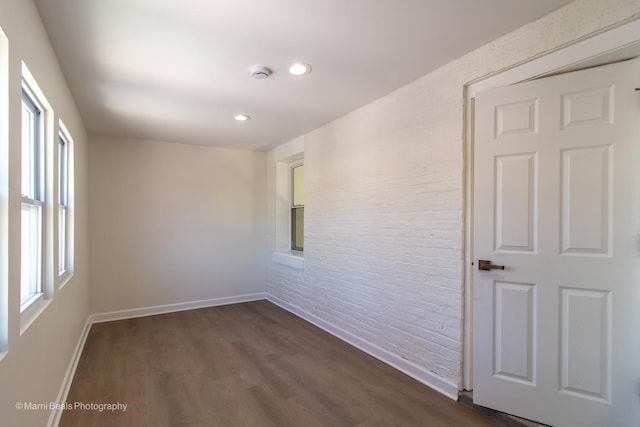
[20, 297, 52, 335]
[272, 251, 304, 270]
[58, 272, 73, 289]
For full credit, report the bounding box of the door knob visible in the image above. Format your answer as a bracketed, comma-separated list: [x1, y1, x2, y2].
[478, 260, 505, 271]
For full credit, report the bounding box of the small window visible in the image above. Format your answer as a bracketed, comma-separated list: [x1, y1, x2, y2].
[58, 133, 68, 276]
[291, 163, 304, 251]
[21, 88, 44, 310]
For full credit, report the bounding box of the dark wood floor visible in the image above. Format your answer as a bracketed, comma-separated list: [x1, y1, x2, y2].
[60, 300, 499, 427]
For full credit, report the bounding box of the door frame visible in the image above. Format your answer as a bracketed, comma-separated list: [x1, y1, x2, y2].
[462, 18, 640, 391]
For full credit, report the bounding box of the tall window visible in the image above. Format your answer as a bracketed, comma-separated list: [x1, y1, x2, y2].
[21, 88, 44, 310]
[58, 133, 68, 276]
[291, 163, 304, 251]
[0, 26, 9, 351]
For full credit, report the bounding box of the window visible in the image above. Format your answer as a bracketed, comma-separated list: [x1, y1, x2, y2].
[0, 25, 8, 355]
[21, 88, 44, 311]
[57, 121, 74, 285]
[272, 136, 304, 269]
[291, 163, 304, 251]
[58, 132, 68, 276]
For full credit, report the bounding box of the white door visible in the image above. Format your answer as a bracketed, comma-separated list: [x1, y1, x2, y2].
[473, 58, 640, 427]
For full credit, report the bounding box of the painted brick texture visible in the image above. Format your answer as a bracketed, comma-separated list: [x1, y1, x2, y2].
[267, 0, 640, 387]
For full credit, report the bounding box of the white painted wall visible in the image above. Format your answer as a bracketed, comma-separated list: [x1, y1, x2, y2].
[267, 0, 640, 389]
[0, 0, 90, 426]
[89, 135, 267, 314]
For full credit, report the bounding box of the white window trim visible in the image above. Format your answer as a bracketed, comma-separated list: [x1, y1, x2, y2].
[57, 120, 74, 287]
[272, 250, 304, 269]
[20, 84, 45, 314]
[0, 25, 8, 360]
[19, 298, 52, 335]
[290, 160, 304, 252]
[273, 136, 304, 269]
[20, 63, 54, 332]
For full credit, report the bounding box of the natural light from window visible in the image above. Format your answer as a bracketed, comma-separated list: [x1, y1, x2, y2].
[291, 163, 304, 251]
[58, 133, 68, 276]
[20, 88, 44, 310]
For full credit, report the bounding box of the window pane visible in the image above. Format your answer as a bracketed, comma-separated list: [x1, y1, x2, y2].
[21, 202, 42, 306]
[58, 206, 66, 274]
[21, 88, 44, 308]
[292, 165, 304, 206]
[21, 101, 35, 198]
[58, 137, 67, 206]
[292, 207, 304, 251]
[58, 134, 68, 277]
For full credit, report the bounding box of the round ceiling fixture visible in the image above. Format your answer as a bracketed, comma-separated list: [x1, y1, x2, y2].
[233, 114, 251, 121]
[250, 65, 272, 80]
[288, 62, 311, 76]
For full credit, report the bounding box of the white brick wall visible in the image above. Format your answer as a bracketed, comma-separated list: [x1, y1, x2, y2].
[267, 0, 640, 387]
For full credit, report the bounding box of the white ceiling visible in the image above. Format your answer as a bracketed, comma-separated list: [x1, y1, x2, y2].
[35, 0, 574, 150]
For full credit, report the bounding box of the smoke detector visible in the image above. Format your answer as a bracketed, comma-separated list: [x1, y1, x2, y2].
[250, 65, 272, 80]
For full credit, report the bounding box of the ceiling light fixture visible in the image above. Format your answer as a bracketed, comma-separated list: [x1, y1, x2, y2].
[288, 62, 311, 76]
[234, 114, 251, 121]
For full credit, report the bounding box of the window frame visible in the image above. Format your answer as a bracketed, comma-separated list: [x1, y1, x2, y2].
[290, 161, 304, 252]
[57, 120, 74, 287]
[20, 86, 45, 312]
[57, 131, 68, 278]
[0, 26, 9, 358]
[272, 137, 304, 269]
[20, 63, 54, 331]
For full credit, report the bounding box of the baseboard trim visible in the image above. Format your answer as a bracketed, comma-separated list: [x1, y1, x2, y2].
[90, 292, 267, 323]
[266, 295, 459, 401]
[48, 316, 93, 427]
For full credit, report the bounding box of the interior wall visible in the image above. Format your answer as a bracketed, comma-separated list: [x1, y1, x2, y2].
[266, 0, 640, 389]
[0, 0, 90, 426]
[89, 135, 267, 314]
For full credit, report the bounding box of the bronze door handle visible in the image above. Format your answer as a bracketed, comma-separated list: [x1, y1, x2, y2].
[478, 260, 505, 271]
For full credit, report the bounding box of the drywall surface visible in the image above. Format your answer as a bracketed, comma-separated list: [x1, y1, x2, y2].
[89, 135, 267, 314]
[0, 0, 90, 426]
[266, 0, 640, 388]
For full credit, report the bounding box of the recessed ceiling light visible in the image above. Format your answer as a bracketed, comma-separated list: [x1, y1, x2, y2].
[288, 62, 311, 76]
[234, 114, 251, 121]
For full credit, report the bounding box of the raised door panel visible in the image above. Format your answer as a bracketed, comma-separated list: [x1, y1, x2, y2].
[560, 145, 612, 256]
[494, 153, 537, 253]
[560, 288, 611, 403]
[493, 282, 537, 385]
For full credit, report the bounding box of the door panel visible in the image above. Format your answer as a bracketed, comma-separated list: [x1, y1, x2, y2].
[561, 86, 613, 128]
[493, 281, 536, 384]
[495, 98, 539, 137]
[559, 287, 611, 403]
[495, 153, 537, 252]
[473, 58, 640, 427]
[560, 145, 612, 255]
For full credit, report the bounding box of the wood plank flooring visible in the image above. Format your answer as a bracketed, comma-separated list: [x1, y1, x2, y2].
[60, 301, 499, 427]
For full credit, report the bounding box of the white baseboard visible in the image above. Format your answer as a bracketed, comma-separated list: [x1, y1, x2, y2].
[267, 294, 459, 401]
[48, 292, 266, 426]
[90, 292, 267, 323]
[48, 316, 93, 427]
